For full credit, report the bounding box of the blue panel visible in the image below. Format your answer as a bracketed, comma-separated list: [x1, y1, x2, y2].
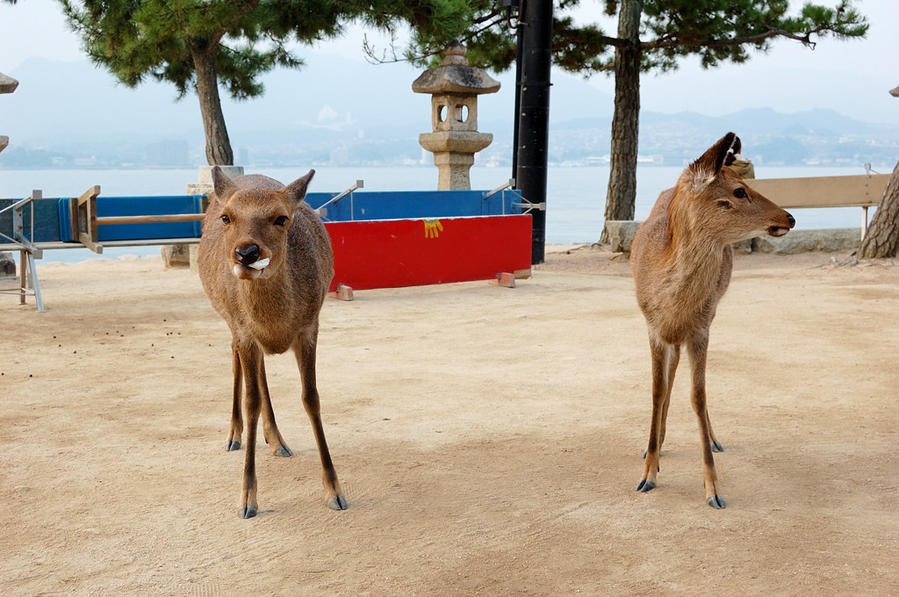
[96, 195, 205, 241]
[44, 190, 522, 245]
[57, 198, 75, 241]
[304, 189, 523, 222]
[0, 198, 63, 243]
[56, 195, 206, 241]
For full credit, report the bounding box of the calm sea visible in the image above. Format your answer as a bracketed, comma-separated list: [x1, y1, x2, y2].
[1, 164, 870, 263]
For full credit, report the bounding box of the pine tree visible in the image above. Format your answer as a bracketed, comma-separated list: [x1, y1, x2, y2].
[858, 161, 899, 258]
[59, 0, 475, 165]
[459, 0, 869, 242]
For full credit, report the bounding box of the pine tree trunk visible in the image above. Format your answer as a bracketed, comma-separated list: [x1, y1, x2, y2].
[191, 46, 234, 166]
[601, 0, 642, 243]
[857, 161, 899, 258]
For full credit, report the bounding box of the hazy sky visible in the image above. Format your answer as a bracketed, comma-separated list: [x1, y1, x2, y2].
[1, 0, 897, 123]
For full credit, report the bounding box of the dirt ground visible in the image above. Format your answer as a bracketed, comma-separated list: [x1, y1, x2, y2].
[1, 246, 897, 595]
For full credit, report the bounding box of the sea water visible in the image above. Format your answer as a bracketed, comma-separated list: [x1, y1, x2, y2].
[0, 165, 871, 263]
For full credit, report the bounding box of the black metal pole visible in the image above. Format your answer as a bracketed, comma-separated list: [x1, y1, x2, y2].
[515, 0, 552, 264]
[511, 15, 523, 180]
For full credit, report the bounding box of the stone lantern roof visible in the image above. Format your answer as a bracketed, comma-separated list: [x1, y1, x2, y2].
[0, 72, 18, 95]
[412, 41, 500, 96]
[0, 72, 18, 154]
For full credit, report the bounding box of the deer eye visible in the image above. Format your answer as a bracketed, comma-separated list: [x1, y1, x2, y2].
[733, 188, 747, 199]
[274, 215, 289, 227]
[717, 200, 733, 210]
[220, 214, 231, 225]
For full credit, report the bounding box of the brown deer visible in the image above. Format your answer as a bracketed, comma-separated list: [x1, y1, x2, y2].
[197, 166, 346, 518]
[630, 132, 795, 508]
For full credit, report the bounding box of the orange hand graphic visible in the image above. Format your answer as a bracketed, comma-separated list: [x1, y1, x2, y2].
[423, 219, 444, 239]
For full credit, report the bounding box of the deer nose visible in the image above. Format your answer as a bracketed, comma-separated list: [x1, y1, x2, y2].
[235, 244, 260, 265]
[787, 213, 796, 228]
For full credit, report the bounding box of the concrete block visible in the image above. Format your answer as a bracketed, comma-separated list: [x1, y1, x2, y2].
[490, 272, 516, 288]
[329, 284, 354, 301]
[161, 244, 191, 268]
[0, 251, 15, 276]
[754, 228, 860, 254]
[604, 220, 641, 253]
[189, 244, 200, 273]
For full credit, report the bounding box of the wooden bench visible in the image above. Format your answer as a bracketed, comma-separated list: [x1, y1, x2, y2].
[746, 173, 890, 238]
[67, 185, 206, 253]
[1, 186, 207, 312]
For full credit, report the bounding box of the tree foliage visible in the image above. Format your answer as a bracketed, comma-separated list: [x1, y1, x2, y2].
[421, 1, 868, 240]
[59, 0, 479, 165]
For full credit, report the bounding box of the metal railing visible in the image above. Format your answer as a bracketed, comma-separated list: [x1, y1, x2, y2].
[0, 190, 44, 312]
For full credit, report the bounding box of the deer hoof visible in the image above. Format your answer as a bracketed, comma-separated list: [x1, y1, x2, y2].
[328, 495, 348, 510]
[635, 479, 656, 492]
[711, 441, 724, 452]
[227, 440, 241, 451]
[274, 446, 292, 457]
[707, 495, 726, 509]
[239, 505, 257, 519]
[642, 449, 647, 459]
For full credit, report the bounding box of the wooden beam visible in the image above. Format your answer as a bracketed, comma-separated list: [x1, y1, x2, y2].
[97, 213, 204, 225]
[75, 185, 103, 254]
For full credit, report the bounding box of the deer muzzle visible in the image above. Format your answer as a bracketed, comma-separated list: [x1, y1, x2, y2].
[232, 244, 268, 279]
[767, 211, 796, 237]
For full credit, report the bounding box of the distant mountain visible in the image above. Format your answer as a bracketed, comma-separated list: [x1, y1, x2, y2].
[2, 56, 896, 169]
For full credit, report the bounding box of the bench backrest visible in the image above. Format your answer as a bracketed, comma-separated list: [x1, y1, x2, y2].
[746, 174, 890, 209]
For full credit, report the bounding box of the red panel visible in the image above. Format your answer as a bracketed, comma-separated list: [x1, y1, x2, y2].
[324, 215, 532, 291]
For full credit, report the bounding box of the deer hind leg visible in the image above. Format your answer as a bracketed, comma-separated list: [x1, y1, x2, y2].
[688, 334, 725, 509]
[237, 341, 264, 519]
[637, 338, 673, 492]
[294, 326, 347, 510]
[257, 358, 292, 457]
[227, 341, 243, 451]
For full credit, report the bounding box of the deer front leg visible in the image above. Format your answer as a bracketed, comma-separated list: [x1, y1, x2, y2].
[658, 343, 679, 452]
[257, 358, 292, 457]
[706, 410, 724, 453]
[238, 342, 263, 519]
[637, 338, 670, 493]
[227, 342, 243, 451]
[644, 343, 680, 459]
[295, 327, 347, 510]
[688, 334, 725, 509]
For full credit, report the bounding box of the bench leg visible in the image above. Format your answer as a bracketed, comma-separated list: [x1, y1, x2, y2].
[27, 251, 44, 313]
[19, 249, 26, 306]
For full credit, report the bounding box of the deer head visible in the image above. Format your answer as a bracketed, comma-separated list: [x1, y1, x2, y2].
[210, 166, 315, 281]
[676, 132, 795, 245]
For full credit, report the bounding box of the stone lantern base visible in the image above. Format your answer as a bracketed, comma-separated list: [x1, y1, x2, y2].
[419, 131, 492, 190]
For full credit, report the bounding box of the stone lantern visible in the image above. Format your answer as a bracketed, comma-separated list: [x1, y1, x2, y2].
[0, 72, 19, 276]
[412, 41, 500, 190]
[0, 72, 18, 154]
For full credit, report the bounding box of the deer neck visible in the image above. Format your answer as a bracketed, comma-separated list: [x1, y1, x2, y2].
[234, 271, 294, 324]
[665, 203, 729, 305]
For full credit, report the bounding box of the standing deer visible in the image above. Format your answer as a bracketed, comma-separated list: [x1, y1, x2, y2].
[198, 166, 346, 518]
[630, 133, 795, 508]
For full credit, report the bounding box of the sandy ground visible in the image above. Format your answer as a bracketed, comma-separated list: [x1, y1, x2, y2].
[1, 245, 897, 595]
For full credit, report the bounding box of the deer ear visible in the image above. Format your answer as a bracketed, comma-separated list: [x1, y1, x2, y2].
[211, 166, 237, 200]
[692, 132, 737, 176]
[285, 169, 315, 208]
